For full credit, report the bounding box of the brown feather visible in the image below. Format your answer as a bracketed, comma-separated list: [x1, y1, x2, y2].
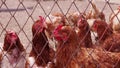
[54, 26, 79, 68]
[92, 20, 120, 52]
[77, 15, 93, 48]
[27, 19, 54, 67]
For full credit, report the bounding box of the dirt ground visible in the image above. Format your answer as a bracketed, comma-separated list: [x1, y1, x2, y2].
[0, 0, 120, 54]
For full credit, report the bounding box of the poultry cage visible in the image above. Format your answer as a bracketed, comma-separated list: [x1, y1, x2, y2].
[0, 0, 120, 68]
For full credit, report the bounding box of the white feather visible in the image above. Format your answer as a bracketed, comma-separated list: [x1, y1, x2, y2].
[87, 19, 95, 28]
[28, 57, 35, 67]
[1, 51, 26, 68]
[91, 31, 98, 44]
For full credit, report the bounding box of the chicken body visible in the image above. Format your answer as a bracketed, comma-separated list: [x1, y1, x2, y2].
[77, 15, 93, 48]
[53, 25, 120, 68]
[1, 31, 26, 68]
[53, 25, 80, 68]
[92, 20, 120, 52]
[76, 47, 120, 68]
[26, 16, 54, 68]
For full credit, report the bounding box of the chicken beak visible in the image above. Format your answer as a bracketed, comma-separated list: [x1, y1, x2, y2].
[43, 22, 48, 29]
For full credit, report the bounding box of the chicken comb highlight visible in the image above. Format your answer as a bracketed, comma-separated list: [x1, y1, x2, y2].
[5, 30, 18, 44]
[39, 16, 45, 23]
[6, 30, 16, 36]
[53, 24, 63, 41]
[55, 24, 63, 31]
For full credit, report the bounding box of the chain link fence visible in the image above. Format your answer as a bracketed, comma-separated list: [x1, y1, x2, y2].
[0, 0, 120, 68]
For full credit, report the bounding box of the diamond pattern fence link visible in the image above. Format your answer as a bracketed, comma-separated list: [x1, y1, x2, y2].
[0, 0, 120, 68]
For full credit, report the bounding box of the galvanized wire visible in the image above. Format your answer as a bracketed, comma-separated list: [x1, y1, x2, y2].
[0, 0, 120, 68]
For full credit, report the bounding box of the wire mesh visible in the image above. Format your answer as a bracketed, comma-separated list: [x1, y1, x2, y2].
[0, 0, 120, 68]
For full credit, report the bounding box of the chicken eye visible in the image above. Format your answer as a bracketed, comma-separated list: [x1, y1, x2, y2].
[92, 24, 98, 32]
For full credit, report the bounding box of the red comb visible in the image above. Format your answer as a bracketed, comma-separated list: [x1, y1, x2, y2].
[39, 16, 45, 23]
[53, 24, 63, 35]
[55, 24, 63, 31]
[53, 24, 63, 41]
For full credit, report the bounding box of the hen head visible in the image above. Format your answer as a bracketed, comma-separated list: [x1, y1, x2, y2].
[92, 20, 107, 32]
[98, 12, 105, 21]
[32, 16, 46, 35]
[3, 30, 19, 51]
[53, 25, 72, 42]
[77, 15, 89, 29]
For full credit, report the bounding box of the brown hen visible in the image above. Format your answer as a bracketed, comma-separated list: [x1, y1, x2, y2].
[2, 30, 26, 68]
[53, 25, 79, 68]
[92, 20, 120, 52]
[53, 24, 120, 68]
[77, 15, 93, 48]
[25, 16, 55, 68]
